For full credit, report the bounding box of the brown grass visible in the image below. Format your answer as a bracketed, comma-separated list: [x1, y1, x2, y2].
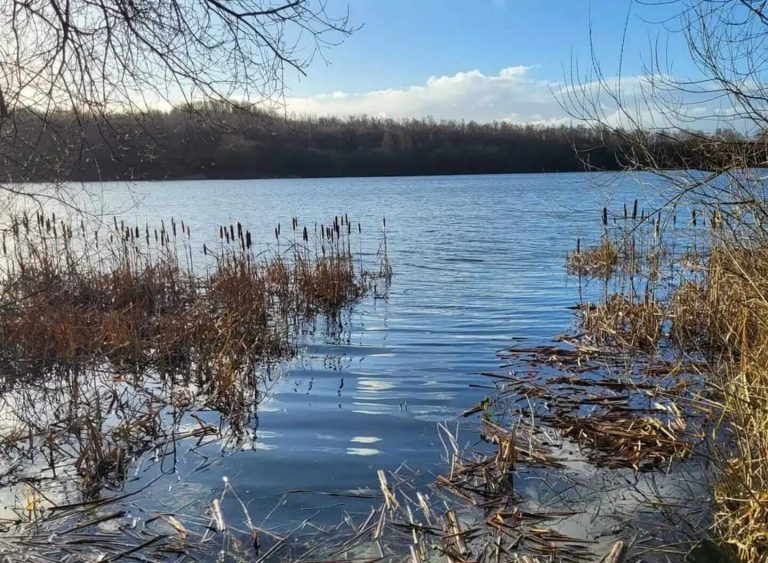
[570, 202, 768, 561]
[0, 212, 391, 501]
[566, 237, 619, 279]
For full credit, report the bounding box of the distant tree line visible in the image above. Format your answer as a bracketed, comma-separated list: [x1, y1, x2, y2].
[0, 103, 755, 182]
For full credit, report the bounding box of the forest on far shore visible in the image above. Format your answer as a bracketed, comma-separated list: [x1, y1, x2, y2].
[0, 103, 746, 182]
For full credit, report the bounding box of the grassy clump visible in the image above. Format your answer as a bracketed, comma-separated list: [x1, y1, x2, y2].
[580, 294, 664, 349]
[566, 237, 620, 279]
[0, 212, 388, 374]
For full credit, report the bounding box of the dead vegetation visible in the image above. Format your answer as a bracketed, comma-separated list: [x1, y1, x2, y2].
[567, 237, 619, 279]
[561, 195, 768, 561]
[0, 211, 391, 557]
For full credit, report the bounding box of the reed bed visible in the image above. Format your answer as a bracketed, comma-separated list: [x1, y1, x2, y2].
[0, 211, 389, 373]
[563, 194, 768, 562]
[0, 211, 391, 556]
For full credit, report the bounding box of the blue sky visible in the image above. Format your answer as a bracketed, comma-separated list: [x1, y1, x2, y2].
[283, 0, 699, 123]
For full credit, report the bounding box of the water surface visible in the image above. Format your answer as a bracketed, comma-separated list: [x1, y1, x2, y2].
[5, 172, 676, 543]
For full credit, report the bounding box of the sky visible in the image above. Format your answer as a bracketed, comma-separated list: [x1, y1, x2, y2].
[281, 0, 699, 124]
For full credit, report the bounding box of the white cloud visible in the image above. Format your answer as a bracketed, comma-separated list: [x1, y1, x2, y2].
[284, 66, 571, 124]
[283, 66, 748, 131]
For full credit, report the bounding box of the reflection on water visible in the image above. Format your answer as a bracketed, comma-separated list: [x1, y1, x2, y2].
[0, 172, 672, 547]
[350, 436, 381, 444]
[346, 447, 381, 457]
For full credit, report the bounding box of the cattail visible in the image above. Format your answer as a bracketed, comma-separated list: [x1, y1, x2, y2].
[203, 243, 208, 256]
[237, 222, 242, 239]
[274, 227, 279, 240]
[576, 237, 581, 254]
[602, 207, 608, 227]
[632, 200, 638, 221]
[229, 225, 234, 240]
[358, 223, 361, 234]
[172, 221, 177, 237]
[383, 217, 386, 228]
[692, 209, 697, 227]
[303, 226, 308, 242]
[246, 231, 252, 249]
[623, 203, 627, 220]
[225, 229, 230, 243]
[113, 216, 118, 230]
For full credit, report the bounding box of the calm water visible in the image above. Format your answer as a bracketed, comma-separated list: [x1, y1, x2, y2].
[6, 172, 681, 543]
